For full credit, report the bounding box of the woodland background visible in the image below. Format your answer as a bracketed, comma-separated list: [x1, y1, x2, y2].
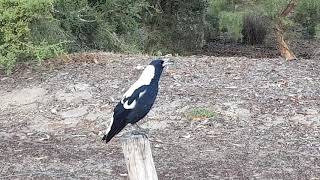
[0, 0, 319, 73]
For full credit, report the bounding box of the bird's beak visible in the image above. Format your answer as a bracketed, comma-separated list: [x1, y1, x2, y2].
[162, 59, 174, 67]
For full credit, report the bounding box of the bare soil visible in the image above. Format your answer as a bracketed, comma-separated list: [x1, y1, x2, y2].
[202, 39, 320, 59]
[0, 52, 320, 179]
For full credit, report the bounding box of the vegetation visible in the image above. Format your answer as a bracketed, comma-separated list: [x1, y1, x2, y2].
[0, 0, 65, 74]
[187, 107, 216, 121]
[0, 0, 319, 73]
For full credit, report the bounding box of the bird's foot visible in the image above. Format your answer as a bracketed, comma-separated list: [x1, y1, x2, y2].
[140, 128, 150, 135]
[131, 130, 148, 138]
[133, 124, 150, 134]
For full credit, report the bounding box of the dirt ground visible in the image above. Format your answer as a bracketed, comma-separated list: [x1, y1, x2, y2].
[202, 39, 320, 59]
[0, 52, 320, 179]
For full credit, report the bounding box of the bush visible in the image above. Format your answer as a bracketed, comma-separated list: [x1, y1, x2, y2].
[204, 13, 220, 41]
[219, 11, 244, 41]
[145, 0, 208, 55]
[53, 0, 149, 53]
[52, 0, 100, 51]
[242, 14, 268, 45]
[294, 0, 320, 39]
[206, 0, 248, 42]
[316, 24, 320, 39]
[0, 0, 152, 73]
[0, 0, 65, 74]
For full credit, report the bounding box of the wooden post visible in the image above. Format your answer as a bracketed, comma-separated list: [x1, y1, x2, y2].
[122, 134, 158, 180]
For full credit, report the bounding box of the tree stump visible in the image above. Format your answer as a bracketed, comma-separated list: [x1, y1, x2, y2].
[122, 134, 158, 180]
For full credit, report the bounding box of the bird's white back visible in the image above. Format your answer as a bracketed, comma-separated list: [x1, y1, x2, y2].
[121, 65, 155, 104]
[105, 65, 155, 135]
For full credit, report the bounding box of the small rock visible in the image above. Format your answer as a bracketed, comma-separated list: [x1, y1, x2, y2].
[177, 106, 189, 113]
[51, 108, 58, 114]
[173, 75, 181, 80]
[39, 134, 50, 141]
[225, 86, 238, 89]
[98, 131, 104, 136]
[304, 109, 318, 115]
[60, 106, 88, 119]
[181, 134, 191, 139]
[101, 104, 111, 108]
[110, 84, 119, 89]
[73, 83, 90, 91]
[174, 83, 182, 87]
[109, 96, 115, 102]
[119, 173, 128, 177]
[135, 65, 144, 70]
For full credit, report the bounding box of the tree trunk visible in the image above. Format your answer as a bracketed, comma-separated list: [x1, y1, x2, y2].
[274, 0, 299, 61]
[275, 19, 296, 61]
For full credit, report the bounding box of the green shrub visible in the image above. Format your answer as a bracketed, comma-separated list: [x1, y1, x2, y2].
[96, 0, 149, 53]
[207, 0, 230, 16]
[52, 0, 149, 53]
[242, 14, 268, 45]
[0, 0, 65, 74]
[294, 0, 320, 38]
[52, 0, 99, 51]
[0, 0, 152, 73]
[258, 0, 291, 18]
[316, 24, 320, 39]
[145, 0, 208, 55]
[204, 13, 220, 41]
[219, 11, 244, 41]
[206, 0, 250, 41]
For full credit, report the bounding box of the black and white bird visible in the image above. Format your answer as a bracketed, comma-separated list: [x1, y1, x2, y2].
[102, 58, 173, 143]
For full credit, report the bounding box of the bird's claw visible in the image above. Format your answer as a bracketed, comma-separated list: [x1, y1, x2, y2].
[133, 124, 150, 134]
[131, 130, 149, 138]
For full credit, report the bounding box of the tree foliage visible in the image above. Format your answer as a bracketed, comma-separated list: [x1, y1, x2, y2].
[0, 0, 65, 73]
[294, 0, 320, 38]
[1, 0, 319, 73]
[205, 0, 320, 42]
[0, 0, 152, 73]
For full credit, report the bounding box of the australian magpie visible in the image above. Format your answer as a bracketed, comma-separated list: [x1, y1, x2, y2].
[102, 58, 173, 143]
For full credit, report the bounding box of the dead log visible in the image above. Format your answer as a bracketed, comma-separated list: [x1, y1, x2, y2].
[122, 134, 158, 180]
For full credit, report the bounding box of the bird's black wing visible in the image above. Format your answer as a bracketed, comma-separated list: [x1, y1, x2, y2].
[121, 85, 149, 107]
[103, 85, 148, 143]
[102, 109, 127, 143]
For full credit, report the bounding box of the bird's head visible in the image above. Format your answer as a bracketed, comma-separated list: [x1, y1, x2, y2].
[140, 58, 173, 83]
[150, 58, 174, 68]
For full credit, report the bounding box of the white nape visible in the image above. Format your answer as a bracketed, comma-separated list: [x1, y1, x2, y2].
[121, 65, 155, 104]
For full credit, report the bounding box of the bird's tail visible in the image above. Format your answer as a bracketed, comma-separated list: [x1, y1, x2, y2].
[102, 118, 127, 143]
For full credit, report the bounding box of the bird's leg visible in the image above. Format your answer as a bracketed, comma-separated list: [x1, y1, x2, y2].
[131, 123, 149, 136]
[134, 123, 144, 131]
[130, 130, 148, 139]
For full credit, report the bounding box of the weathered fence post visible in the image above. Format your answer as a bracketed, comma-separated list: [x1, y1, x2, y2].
[121, 134, 158, 180]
